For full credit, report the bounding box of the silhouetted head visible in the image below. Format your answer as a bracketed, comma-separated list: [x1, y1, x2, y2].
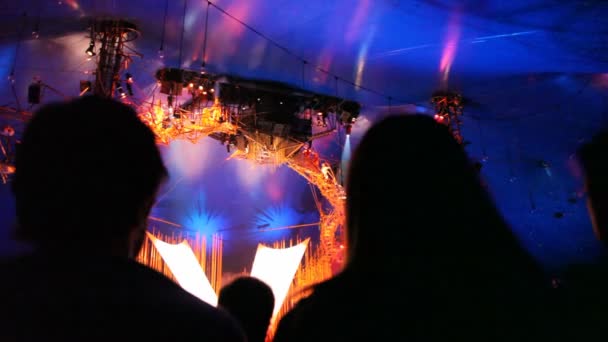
[344, 115, 533, 280]
[578, 128, 608, 246]
[219, 276, 274, 342]
[12, 96, 167, 257]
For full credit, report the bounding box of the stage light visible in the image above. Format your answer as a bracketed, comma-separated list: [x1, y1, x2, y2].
[1, 125, 15, 137]
[431, 91, 464, 143]
[189, 82, 194, 88]
[31, 19, 40, 39]
[321, 162, 332, 180]
[147, 233, 218, 306]
[209, 88, 214, 93]
[250, 239, 310, 318]
[85, 42, 95, 56]
[116, 83, 126, 98]
[198, 85, 204, 91]
[158, 48, 164, 59]
[123, 73, 134, 96]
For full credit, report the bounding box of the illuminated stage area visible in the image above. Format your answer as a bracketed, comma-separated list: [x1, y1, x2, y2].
[138, 230, 332, 335]
[133, 72, 354, 327]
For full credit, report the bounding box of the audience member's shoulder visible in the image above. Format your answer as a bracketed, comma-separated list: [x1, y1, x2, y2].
[124, 260, 245, 341]
[275, 276, 347, 329]
[0, 254, 33, 267]
[274, 306, 298, 342]
[563, 258, 608, 292]
[0, 255, 18, 270]
[0, 254, 244, 341]
[0, 254, 39, 283]
[275, 275, 359, 342]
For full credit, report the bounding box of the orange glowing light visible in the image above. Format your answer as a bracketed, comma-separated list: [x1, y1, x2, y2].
[139, 99, 236, 145]
[137, 230, 224, 300]
[138, 231, 332, 341]
[147, 232, 219, 306]
[251, 239, 310, 318]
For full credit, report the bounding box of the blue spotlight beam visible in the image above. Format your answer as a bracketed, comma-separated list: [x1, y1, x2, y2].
[340, 135, 351, 185]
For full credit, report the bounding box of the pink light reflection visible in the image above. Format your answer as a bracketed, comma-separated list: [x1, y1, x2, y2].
[439, 11, 461, 88]
[314, 49, 334, 84]
[204, 1, 252, 64]
[592, 73, 608, 88]
[66, 0, 79, 10]
[345, 0, 371, 44]
[266, 177, 284, 203]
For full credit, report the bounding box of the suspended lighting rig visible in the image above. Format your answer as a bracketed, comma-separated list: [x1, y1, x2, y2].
[142, 68, 360, 262]
[431, 90, 464, 144]
[139, 68, 234, 145]
[146, 67, 360, 154]
[0, 18, 141, 184]
[88, 19, 141, 98]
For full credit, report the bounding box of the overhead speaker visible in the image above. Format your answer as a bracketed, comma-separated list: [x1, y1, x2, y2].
[27, 82, 42, 104]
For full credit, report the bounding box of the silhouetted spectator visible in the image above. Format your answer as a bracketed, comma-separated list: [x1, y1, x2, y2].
[560, 128, 608, 340]
[274, 115, 553, 342]
[219, 276, 275, 342]
[578, 128, 608, 246]
[0, 96, 244, 342]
